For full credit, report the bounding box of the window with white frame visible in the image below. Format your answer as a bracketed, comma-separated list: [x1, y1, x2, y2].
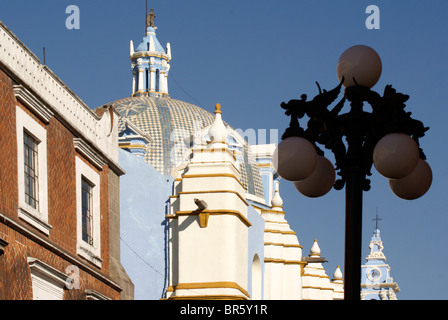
[28, 258, 67, 300]
[75, 156, 102, 268]
[81, 177, 94, 246]
[24, 131, 39, 209]
[16, 106, 51, 235]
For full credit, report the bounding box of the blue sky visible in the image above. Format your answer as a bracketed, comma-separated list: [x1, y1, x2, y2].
[2, 1, 447, 299]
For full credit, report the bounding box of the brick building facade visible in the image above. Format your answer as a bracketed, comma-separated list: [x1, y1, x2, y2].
[0, 21, 133, 300]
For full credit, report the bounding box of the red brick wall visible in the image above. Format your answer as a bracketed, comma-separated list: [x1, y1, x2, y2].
[74, 153, 112, 275]
[0, 68, 120, 300]
[46, 114, 77, 253]
[0, 225, 119, 300]
[100, 165, 111, 274]
[0, 67, 18, 218]
[0, 231, 32, 300]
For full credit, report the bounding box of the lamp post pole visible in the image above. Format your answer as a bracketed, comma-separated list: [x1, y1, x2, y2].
[344, 164, 364, 300]
[342, 87, 370, 300]
[274, 45, 431, 300]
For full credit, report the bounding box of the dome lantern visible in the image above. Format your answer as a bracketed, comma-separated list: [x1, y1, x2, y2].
[130, 8, 171, 98]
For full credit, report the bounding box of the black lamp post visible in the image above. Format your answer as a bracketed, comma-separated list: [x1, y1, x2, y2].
[274, 45, 432, 300]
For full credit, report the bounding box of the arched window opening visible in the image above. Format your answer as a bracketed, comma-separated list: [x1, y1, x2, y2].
[155, 69, 160, 92]
[251, 254, 262, 300]
[145, 69, 149, 91]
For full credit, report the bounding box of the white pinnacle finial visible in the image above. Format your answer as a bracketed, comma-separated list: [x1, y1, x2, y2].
[309, 239, 321, 257]
[333, 265, 343, 281]
[166, 42, 172, 60]
[130, 40, 134, 56]
[271, 180, 283, 209]
[208, 104, 228, 148]
[149, 36, 156, 52]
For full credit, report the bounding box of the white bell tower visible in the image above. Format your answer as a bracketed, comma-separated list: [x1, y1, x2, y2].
[166, 104, 251, 300]
[360, 214, 400, 300]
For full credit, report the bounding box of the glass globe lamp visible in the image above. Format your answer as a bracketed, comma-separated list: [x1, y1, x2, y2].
[337, 45, 382, 88]
[389, 159, 432, 200]
[373, 133, 419, 179]
[294, 155, 335, 198]
[273, 136, 318, 182]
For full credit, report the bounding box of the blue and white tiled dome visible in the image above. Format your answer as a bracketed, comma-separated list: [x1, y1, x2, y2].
[111, 96, 265, 198]
[106, 9, 265, 198]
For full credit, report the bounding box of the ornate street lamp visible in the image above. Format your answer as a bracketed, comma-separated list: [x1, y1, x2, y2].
[275, 45, 432, 300]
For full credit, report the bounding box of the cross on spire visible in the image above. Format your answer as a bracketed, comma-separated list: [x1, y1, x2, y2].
[373, 212, 382, 230]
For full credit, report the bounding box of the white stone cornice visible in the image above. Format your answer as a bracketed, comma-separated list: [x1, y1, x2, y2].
[85, 289, 111, 300]
[130, 51, 171, 62]
[73, 138, 106, 170]
[28, 257, 68, 287]
[0, 21, 119, 165]
[13, 85, 54, 123]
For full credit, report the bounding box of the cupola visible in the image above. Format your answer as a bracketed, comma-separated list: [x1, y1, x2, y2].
[130, 9, 171, 97]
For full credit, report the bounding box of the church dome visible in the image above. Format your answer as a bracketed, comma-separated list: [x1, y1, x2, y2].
[104, 9, 265, 199]
[110, 96, 265, 199]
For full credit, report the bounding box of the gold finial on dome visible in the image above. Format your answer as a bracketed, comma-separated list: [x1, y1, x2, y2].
[214, 103, 222, 114]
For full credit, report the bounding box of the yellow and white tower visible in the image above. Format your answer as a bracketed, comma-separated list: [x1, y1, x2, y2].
[261, 181, 304, 299]
[301, 239, 344, 300]
[167, 104, 251, 300]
